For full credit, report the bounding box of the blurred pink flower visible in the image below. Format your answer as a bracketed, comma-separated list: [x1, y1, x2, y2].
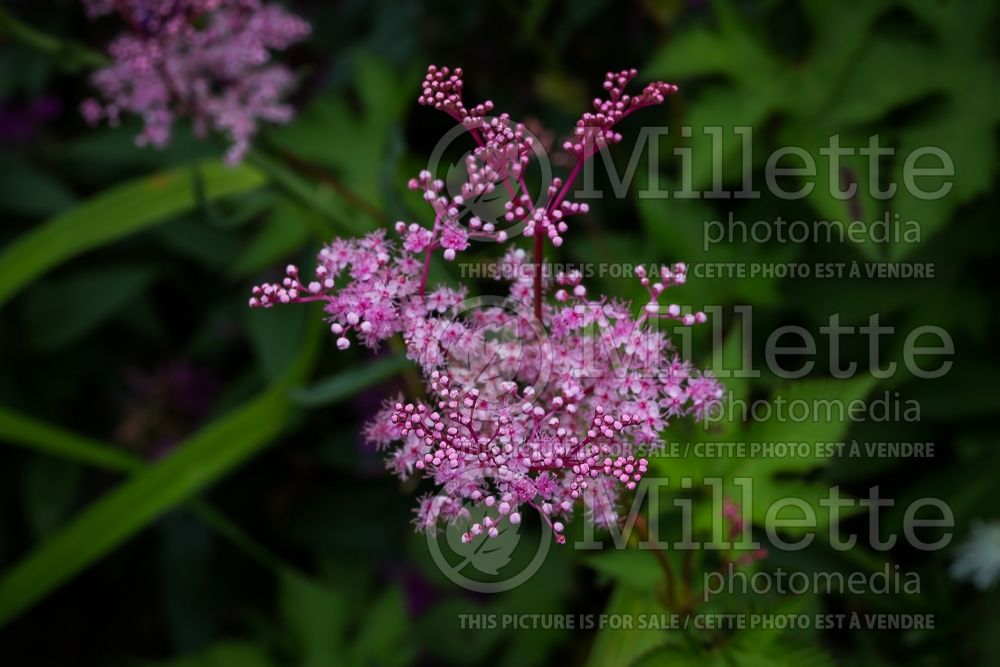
[80, 0, 309, 163]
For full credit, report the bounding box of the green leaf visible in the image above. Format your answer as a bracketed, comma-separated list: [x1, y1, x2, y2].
[289, 355, 412, 407]
[351, 587, 412, 667]
[724, 641, 835, 667]
[20, 265, 157, 350]
[671, 84, 777, 192]
[743, 376, 878, 461]
[0, 403, 313, 576]
[580, 550, 663, 590]
[585, 585, 674, 667]
[153, 218, 242, 270]
[280, 571, 413, 667]
[645, 25, 736, 80]
[280, 571, 349, 667]
[631, 648, 717, 667]
[0, 321, 320, 627]
[268, 55, 417, 215]
[245, 148, 362, 235]
[140, 642, 276, 667]
[733, 376, 878, 531]
[19, 456, 81, 540]
[0, 406, 138, 471]
[229, 201, 311, 278]
[0, 160, 265, 308]
[635, 194, 785, 307]
[245, 303, 309, 382]
[0, 149, 76, 217]
[886, 93, 999, 259]
[645, 0, 783, 91]
[778, 127, 882, 260]
[820, 35, 944, 128]
[799, 1, 894, 111]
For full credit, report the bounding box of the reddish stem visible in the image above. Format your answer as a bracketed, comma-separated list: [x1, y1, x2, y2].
[533, 157, 586, 320]
[548, 159, 583, 214]
[419, 247, 433, 297]
[533, 232, 544, 320]
[418, 216, 442, 297]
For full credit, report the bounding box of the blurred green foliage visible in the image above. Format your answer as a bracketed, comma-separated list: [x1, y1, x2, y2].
[0, 0, 998, 665]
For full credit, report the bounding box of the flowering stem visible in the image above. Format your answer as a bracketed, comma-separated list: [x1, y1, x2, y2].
[549, 159, 583, 214]
[418, 215, 443, 296]
[419, 246, 434, 297]
[532, 157, 585, 319]
[533, 233, 544, 320]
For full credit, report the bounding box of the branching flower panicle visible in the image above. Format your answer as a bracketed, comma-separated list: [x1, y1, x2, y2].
[80, 0, 310, 163]
[251, 65, 722, 544]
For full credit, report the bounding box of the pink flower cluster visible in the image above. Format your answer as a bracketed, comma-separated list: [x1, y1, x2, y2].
[251, 65, 722, 544]
[80, 0, 310, 163]
[566, 69, 678, 159]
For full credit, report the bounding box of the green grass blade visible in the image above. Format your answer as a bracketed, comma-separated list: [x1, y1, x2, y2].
[0, 406, 289, 578]
[0, 322, 319, 627]
[0, 407, 139, 472]
[0, 161, 265, 308]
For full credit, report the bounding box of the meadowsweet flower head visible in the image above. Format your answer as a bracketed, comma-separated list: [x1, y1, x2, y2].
[80, 0, 310, 163]
[251, 65, 720, 544]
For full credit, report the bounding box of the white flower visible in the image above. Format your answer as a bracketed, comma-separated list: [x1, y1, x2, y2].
[951, 521, 1000, 590]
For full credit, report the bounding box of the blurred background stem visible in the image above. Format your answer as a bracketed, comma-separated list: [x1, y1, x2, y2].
[0, 6, 107, 71]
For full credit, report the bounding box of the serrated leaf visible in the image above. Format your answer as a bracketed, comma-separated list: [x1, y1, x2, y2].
[742, 376, 878, 468]
[820, 36, 944, 128]
[645, 0, 783, 91]
[585, 585, 675, 667]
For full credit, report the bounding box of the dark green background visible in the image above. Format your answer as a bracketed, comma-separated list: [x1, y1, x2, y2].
[0, 0, 998, 665]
